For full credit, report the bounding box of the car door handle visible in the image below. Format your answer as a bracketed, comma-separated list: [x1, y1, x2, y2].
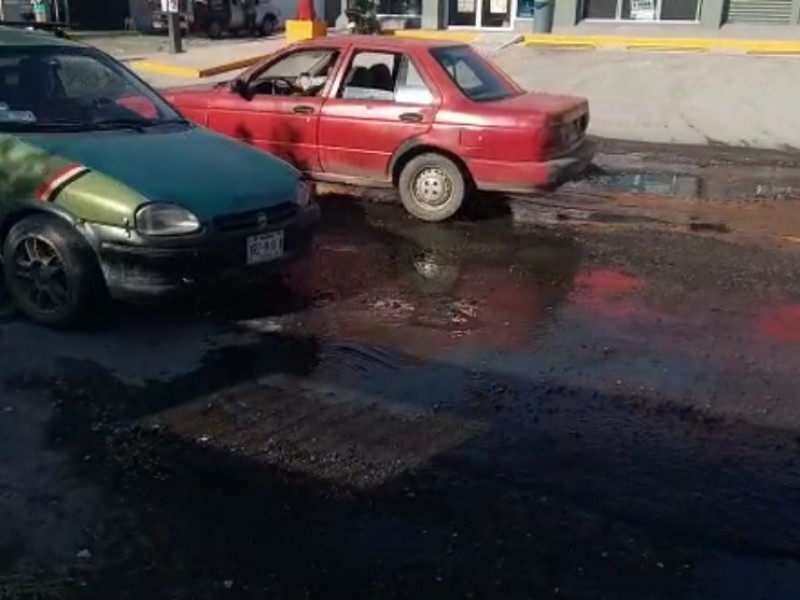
[292, 105, 315, 114]
[399, 112, 423, 123]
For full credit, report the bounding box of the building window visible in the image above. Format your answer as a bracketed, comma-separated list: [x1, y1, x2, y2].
[583, 0, 700, 20]
[376, 0, 422, 15]
[517, 0, 535, 17]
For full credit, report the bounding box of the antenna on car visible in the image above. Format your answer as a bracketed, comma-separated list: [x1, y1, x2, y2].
[0, 20, 71, 39]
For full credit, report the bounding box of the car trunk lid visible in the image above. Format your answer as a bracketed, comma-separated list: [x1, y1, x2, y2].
[475, 92, 590, 159]
[491, 92, 588, 121]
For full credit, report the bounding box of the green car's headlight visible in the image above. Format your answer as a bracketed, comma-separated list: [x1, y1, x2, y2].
[136, 203, 200, 236]
[294, 180, 313, 208]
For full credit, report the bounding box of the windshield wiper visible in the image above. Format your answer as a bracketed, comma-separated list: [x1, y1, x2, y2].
[89, 117, 190, 131]
[0, 119, 86, 131]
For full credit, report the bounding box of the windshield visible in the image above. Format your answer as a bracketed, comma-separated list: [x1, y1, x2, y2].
[430, 45, 521, 102]
[0, 45, 185, 132]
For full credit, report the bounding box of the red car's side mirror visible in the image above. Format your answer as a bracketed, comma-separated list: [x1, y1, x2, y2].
[230, 78, 251, 100]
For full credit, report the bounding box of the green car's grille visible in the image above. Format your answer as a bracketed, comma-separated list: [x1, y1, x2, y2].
[213, 202, 297, 233]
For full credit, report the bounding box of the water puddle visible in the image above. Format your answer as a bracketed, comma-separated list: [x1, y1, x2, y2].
[582, 170, 703, 199]
[578, 166, 800, 202]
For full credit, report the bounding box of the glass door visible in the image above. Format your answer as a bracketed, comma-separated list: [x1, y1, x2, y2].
[448, 0, 478, 25]
[448, 0, 511, 26]
[481, 0, 511, 26]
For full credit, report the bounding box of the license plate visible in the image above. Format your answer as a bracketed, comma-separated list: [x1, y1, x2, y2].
[246, 231, 284, 265]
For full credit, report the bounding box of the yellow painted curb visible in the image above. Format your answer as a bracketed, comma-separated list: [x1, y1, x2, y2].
[392, 29, 480, 43]
[198, 54, 272, 77]
[746, 48, 800, 55]
[523, 34, 800, 53]
[131, 54, 271, 79]
[131, 60, 203, 78]
[625, 44, 706, 52]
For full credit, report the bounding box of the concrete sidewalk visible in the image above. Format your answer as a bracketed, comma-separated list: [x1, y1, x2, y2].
[494, 47, 799, 150]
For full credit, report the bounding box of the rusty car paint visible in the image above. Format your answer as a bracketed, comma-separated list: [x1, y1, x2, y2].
[166, 36, 593, 192]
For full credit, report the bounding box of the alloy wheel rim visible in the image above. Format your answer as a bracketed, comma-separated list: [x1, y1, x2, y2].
[12, 236, 70, 314]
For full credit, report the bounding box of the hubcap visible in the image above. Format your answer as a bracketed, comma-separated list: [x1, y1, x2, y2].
[412, 167, 452, 208]
[12, 236, 69, 313]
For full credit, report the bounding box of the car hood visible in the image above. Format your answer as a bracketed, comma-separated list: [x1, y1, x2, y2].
[22, 125, 298, 221]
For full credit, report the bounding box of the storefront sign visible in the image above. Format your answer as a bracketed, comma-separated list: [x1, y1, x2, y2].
[457, 0, 475, 12]
[630, 0, 656, 19]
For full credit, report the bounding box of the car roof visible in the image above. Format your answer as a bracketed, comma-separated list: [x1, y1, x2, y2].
[297, 35, 467, 51]
[0, 25, 80, 48]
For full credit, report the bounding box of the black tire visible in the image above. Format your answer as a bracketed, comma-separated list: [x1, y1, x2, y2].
[397, 153, 468, 222]
[207, 20, 222, 39]
[2, 214, 106, 328]
[260, 15, 276, 36]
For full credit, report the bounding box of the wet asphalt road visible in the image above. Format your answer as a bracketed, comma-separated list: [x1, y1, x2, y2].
[3, 185, 800, 598]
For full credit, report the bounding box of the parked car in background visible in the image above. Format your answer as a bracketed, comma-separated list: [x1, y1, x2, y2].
[0, 27, 318, 327]
[149, 0, 280, 37]
[164, 36, 594, 222]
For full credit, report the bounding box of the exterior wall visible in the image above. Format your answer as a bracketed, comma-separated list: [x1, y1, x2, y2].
[700, 0, 724, 26]
[128, 0, 152, 30]
[420, 0, 441, 28]
[336, 0, 800, 31]
[1, 0, 32, 20]
[553, 0, 800, 28]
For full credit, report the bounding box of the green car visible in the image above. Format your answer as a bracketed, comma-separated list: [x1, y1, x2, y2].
[0, 26, 319, 327]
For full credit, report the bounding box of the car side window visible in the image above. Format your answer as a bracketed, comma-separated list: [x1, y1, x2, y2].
[337, 51, 434, 105]
[446, 60, 482, 92]
[249, 49, 340, 97]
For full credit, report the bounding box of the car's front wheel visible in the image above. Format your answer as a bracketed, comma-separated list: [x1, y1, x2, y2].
[3, 214, 106, 327]
[398, 153, 468, 222]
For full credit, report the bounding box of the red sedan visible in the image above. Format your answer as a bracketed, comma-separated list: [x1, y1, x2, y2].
[164, 36, 594, 222]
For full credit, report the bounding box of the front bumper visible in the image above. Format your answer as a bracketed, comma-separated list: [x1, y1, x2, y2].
[90, 204, 319, 303]
[470, 139, 597, 194]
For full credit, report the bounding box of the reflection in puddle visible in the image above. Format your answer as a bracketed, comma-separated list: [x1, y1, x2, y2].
[755, 304, 800, 344]
[584, 170, 703, 199]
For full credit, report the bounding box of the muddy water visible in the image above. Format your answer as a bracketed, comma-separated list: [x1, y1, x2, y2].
[4, 197, 800, 599]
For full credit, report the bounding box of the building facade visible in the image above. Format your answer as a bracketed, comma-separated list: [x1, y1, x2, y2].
[371, 0, 800, 32]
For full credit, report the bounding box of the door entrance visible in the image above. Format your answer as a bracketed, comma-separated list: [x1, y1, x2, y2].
[447, 0, 512, 28]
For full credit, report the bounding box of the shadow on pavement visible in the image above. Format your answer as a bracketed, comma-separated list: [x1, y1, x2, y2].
[40, 326, 800, 600]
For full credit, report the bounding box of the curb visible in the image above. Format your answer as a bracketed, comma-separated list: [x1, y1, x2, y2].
[131, 53, 271, 78]
[130, 30, 482, 79]
[391, 30, 481, 43]
[522, 34, 800, 55]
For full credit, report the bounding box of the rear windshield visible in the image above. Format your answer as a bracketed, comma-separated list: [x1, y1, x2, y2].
[430, 46, 520, 102]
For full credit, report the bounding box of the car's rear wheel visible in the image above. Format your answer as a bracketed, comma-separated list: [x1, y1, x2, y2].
[398, 153, 468, 222]
[3, 214, 106, 327]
